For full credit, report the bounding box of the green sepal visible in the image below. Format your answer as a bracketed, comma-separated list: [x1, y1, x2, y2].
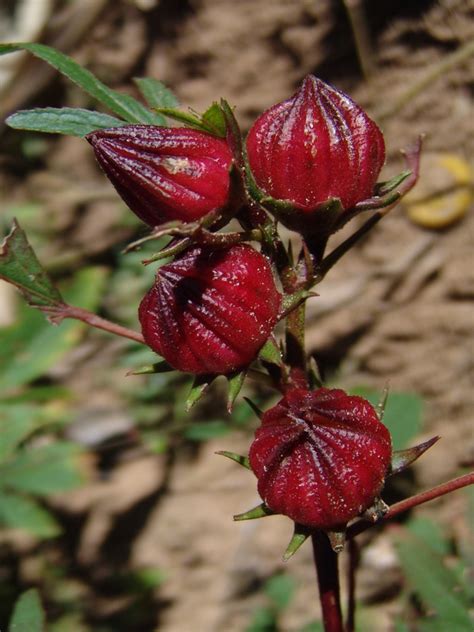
[233, 503, 274, 521]
[127, 360, 174, 376]
[185, 374, 215, 411]
[283, 524, 312, 561]
[243, 397, 263, 419]
[280, 290, 317, 318]
[258, 337, 283, 366]
[377, 384, 390, 421]
[215, 450, 250, 470]
[388, 436, 440, 477]
[156, 102, 227, 138]
[226, 370, 247, 412]
[375, 170, 411, 197]
[326, 528, 346, 553]
[201, 103, 227, 137]
[219, 99, 244, 166]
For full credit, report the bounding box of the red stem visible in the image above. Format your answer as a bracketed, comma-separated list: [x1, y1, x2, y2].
[312, 531, 345, 632]
[62, 305, 145, 344]
[348, 471, 474, 540]
[346, 538, 359, 632]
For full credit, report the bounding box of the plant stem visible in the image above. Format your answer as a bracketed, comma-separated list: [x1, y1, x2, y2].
[61, 304, 145, 344]
[346, 538, 359, 632]
[347, 471, 474, 540]
[312, 531, 345, 632]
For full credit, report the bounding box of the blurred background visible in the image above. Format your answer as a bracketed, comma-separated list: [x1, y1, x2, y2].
[0, 1, 473, 630]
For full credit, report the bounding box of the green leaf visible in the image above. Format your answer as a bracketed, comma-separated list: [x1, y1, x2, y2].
[8, 588, 45, 632]
[407, 517, 450, 556]
[245, 606, 276, 632]
[264, 574, 296, 611]
[0, 220, 63, 309]
[134, 77, 178, 111]
[0, 442, 84, 495]
[0, 491, 60, 537]
[0, 43, 162, 124]
[395, 531, 472, 630]
[350, 388, 423, 449]
[0, 266, 108, 392]
[184, 421, 230, 441]
[0, 404, 38, 461]
[6, 108, 127, 137]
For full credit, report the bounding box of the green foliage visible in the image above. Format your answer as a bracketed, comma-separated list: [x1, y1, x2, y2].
[245, 574, 296, 632]
[134, 77, 179, 109]
[0, 251, 107, 537]
[8, 589, 45, 632]
[395, 518, 472, 631]
[0, 220, 63, 310]
[6, 108, 127, 138]
[350, 388, 423, 449]
[0, 42, 164, 125]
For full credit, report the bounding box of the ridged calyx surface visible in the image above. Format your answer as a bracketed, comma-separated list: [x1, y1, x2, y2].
[246, 75, 385, 218]
[249, 388, 392, 530]
[87, 126, 233, 227]
[139, 244, 281, 375]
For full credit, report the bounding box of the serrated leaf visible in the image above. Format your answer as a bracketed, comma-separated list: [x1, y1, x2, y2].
[0, 491, 60, 537]
[0, 442, 84, 495]
[0, 43, 161, 125]
[6, 108, 127, 137]
[8, 588, 45, 632]
[395, 531, 472, 630]
[0, 220, 63, 309]
[184, 421, 230, 441]
[134, 77, 178, 111]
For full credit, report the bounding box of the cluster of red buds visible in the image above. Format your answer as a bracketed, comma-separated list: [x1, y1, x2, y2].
[88, 76, 426, 553]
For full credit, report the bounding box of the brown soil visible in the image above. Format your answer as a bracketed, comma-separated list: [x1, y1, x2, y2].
[0, 1, 473, 631]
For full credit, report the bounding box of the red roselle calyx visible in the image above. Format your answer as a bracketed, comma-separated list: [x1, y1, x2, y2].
[249, 388, 392, 530]
[246, 75, 386, 232]
[139, 244, 281, 375]
[87, 126, 233, 227]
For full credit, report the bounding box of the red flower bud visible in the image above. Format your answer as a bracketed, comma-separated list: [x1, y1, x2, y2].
[87, 126, 233, 227]
[139, 244, 281, 375]
[249, 388, 391, 530]
[246, 75, 385, 222]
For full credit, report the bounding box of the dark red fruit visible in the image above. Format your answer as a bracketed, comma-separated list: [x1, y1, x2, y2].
[139, 244, 281, 375]
[246, 75, 385, 222]
[249, 388, 392, 529]
[87, 126, 233, 227]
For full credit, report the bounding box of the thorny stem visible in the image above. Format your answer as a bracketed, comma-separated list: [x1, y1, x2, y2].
[312, 532, 345, 632]
[347, 471, 474, 540]
[60, 304, 145, 344]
